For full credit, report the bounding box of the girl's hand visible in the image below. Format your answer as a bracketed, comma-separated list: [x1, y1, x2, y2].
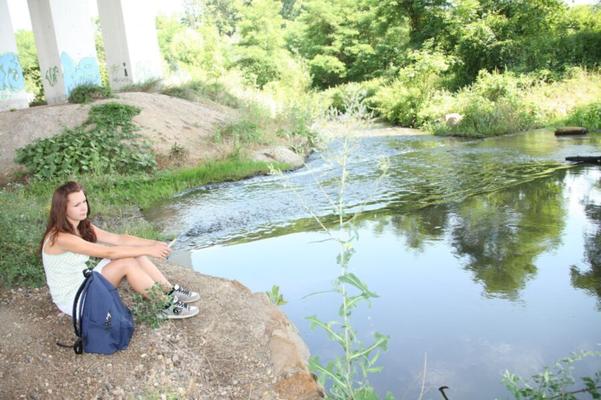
[148, 242, 172, 259]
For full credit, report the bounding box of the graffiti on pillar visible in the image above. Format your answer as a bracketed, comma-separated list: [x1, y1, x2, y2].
[109, 62, 132, 86]
[45, 66, 59, 87]
[60, 52, 101, 95]
[0, 53, 25, 92]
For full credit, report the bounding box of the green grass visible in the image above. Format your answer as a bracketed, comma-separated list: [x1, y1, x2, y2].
[564, 101, 601, 130]
[161, 80, 243, 108]
[118, 78, 163, 93]
[0, 157, 288, 289]
[425, 68, 601, 137]
[68, 83, 112, 104]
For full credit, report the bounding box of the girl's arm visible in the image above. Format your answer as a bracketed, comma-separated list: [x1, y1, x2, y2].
[55, 232, 170, 260]
[92, 224, 161, 247]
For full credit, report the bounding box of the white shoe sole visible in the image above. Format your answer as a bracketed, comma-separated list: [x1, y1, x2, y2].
[163, 306, 199, 319]
[180, 296, 200, 304]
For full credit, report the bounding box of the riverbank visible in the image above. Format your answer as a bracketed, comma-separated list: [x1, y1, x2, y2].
[0, 91, 322, 399]
[0, 260, 323, 399]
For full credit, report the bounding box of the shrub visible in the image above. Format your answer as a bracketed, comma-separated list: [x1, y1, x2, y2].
[564, 102, 601, 130]
[131, 283, 168, 329]
[216, 119, 264, 146]
[373, 49, 451, 127]
[119, 78, 163, 93]
[15, 103, 156, 179]
[325, 79, 383, 114]
[161, 80, 242, 108]
[68, 83, 112, 104]
[429, 71, 540, 137]
[375, 83, 424, 126]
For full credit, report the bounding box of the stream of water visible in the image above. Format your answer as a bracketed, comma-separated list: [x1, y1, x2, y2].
[146, 128, 601, 399]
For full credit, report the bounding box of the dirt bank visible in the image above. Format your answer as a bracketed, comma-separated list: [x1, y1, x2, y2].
[0, 260, 323, 399]
[0, 92, 306, 183]
[0, 93, 319, 399]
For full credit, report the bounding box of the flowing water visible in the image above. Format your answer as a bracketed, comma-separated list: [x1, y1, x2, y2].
[146, 128, 601, 399]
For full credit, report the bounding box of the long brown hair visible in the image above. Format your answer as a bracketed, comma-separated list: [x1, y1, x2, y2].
[40, 181, 97, 254]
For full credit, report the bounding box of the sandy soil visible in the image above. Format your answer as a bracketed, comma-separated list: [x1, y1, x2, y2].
[0, 261, 323, 400]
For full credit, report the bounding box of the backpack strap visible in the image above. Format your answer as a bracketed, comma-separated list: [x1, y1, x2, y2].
[56, 269, 93, 354]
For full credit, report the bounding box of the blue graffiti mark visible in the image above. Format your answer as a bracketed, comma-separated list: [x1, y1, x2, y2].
[60, 52, 101, 95]
[0, 52, 25, 92]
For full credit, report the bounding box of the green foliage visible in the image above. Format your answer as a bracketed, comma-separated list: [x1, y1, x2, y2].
[93, 18, 109, 88]
[235, 0, 287, 88]
[275, 139, 391, 399]
[15, 30, 44, 104]
[15, 103, 156, 179]
[564, 102, 601, 131]
[503, 351, 601, 399]
[156, 16, 186, 72]
[161, 80, 242, 108]
[266, 285, 287, 305]
[0, 157, 281, 288]
[131, 283, 169, 329]
[289, 0, 406, 89]
[119, 78, 163, 93]
[374, 49, 450, 127]
[325, 79, 382, 114]
[216, 119, 264, 146]
[67, 83, 112, 104]
[426, 71, 540, 137]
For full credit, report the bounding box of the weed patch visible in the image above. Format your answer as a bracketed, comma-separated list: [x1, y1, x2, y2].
[15, 103, 156, 179]
[68, 84, 112, 104]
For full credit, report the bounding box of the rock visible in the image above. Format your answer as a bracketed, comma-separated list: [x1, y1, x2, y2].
[252, 146, 305, 169]
[444, 113, 463, 127]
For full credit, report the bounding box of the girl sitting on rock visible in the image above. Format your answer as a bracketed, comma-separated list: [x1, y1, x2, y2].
[40, 181, 199, 319]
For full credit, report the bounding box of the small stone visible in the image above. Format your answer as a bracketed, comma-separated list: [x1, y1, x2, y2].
[141, 353, 147, 358]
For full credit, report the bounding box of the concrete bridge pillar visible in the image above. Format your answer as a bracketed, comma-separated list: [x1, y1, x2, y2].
[97, 0, 163, 90]
[27, 0, 101, 104]
[0, 0, 29, 111]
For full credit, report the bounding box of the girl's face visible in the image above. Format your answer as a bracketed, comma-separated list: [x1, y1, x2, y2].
[66, 190, 88, 223]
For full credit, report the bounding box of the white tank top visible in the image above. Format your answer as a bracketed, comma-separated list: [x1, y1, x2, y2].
[42, 237, 89, 316]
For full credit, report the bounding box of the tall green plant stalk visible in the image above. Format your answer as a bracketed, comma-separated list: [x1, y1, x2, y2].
[272, 129, 391, 398]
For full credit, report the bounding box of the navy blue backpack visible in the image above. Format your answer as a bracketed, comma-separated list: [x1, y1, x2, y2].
[61, 269, 135, 354]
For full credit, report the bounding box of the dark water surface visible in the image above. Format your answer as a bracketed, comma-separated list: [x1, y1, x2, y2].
[147, 129, 601, 399]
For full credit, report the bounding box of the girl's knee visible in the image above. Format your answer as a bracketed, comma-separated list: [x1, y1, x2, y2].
[107, 257, 137, 271]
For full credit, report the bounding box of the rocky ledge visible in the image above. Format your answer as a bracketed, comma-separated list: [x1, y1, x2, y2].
[0, 261, 324, 399]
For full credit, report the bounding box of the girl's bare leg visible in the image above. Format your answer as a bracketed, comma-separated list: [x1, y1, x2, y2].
[101, 258, 156, 296]
[135, 256, 172, 290]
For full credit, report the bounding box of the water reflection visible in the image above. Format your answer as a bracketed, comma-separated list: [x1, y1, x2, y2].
[571, 170, 601, 307]
[452, 175, 566, 299]
[146, 130, 601, 399]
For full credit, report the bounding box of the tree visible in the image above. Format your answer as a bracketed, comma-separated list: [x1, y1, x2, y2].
[235, 0, 287, 87]
[15, 30, 44, 103]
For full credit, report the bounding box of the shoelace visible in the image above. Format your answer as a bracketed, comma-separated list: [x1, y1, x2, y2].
[174, 300, 189, 309]
[175, 285, 191, 296]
